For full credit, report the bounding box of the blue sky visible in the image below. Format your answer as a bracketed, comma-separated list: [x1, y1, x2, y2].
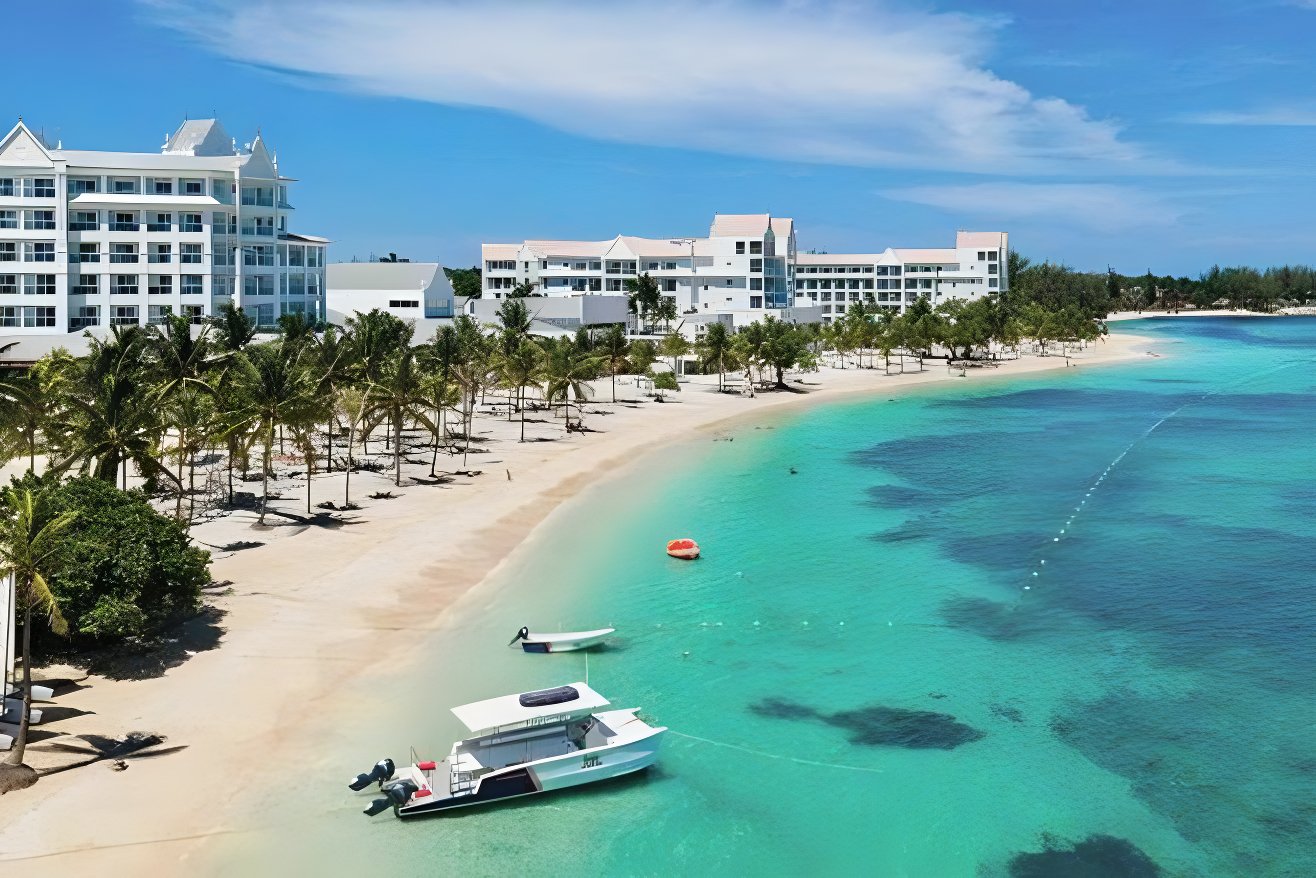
[12, 0, 1316, 275]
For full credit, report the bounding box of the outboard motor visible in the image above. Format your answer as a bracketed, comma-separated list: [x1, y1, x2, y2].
[508, 626, 529, 646]
[348, 757, 396, 792]
[362, 778, 418, 816]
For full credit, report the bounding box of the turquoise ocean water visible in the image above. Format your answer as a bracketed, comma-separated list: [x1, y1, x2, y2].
[217, 319, 1315, 877]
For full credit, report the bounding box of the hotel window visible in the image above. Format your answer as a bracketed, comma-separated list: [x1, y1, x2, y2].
[183, 304, 204, 324]
[606, 279, 623, 292]
[0, 306, 15, 327]
[180, 243, 202, 264]
[750, 278, 763, 291]
[749, 241, 763, 255]
[149, 243, 172, 264]
[182, 178, 205, 195]
[110, 243, 139, 263]
[988, 263, 998, 274]
[388, 300, 419, 309]
[147, 212, 173, 232]
[0, 211, 14, 229]
[244, 275, 274, 296]
[25, 210, 55, 230]
[989, 278, 998, 288]
[662, 279, 677, 292]
[148, 304, 173, 324]
[111, 305, 139, 325]
[664, 261, 677, 270]
[750, 295, 763, 309]
[152, 178, 173, 195]
[68, 177, 99, 195]
[149, 275, 172, 296]
[288, 247, 305, 267]
[111, 177, 138, 194]
[21, 178, 55, 198]
[71, 275, 98, 296]
[111, 212, 139, 232]
[212, 179, 231, 200]
[735, 242, 746, 255]
[112, 275, 139, 296]
[0, 178, 12, 196]
[71, 305, 101, 329]
[23, 274, 56, 295]
[0, 275, 15, 294]
[181, 274, 203, 296]
[0, 243, 14, 262]
[180, 212, 203, 232]
[749, 259, 763, 273]
[645, 262, 659, 271]
[73, 243, 100, 264]
[22, 306, 56, 327]
[987, 251, 998, 261]
[69, 210, 98, 231]
[977, 251, 986, 261]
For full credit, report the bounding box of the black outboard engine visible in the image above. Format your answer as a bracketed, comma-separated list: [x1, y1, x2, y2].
[364, 778, 419, 816]
[349, 757, 396, 792]
[508, 626, 529, 646]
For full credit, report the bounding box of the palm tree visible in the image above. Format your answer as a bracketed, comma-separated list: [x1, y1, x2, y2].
[209, 301, 257, 353]
[48, 328, 177, 491]
[345, 309, 413, 454]
[544, 339, 599, 432]
[597, 324, 631, 403]
[419, 325, 461, 476]
[698, 322, 732, 391]
[312, 326, 357, 473]
[365, 348, 435, 487]
[0, 370, 49, 475]
[498, 340, 547, 442]
[624, 273, 662, 333]
[230, 340, 321, 524]
[0, 488, 75, 783]
[334, 386, 367, 508]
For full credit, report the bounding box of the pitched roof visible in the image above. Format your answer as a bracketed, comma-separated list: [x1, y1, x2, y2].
[326, 262, 444, 292]
[710, 213, 772, 237]
[482, 243, 521, 261]
[523, 239, 613, 258]
[956, 231, 1007, 249]
[770, 217, 794, 239]
[796, 253, 883, 265]
[163, 119, 236, 156]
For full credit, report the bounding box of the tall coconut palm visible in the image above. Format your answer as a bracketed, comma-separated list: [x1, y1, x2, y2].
[0, 370, 50, 474]
[597, 324, 631, 403]
[230, 340, 321, 524]
[333, 386, 367, 508]
[365, 348, 435, 487]
[312, 326, 357, 473]
[0, 488, 75, 780]
[345, 309, 413, 454]
[48, 328, 177, 491]
[698, 322, 732, 391]
[419, 325, 461, 475]
[498, 340, 547, 442]
[544, 339, 599, 432]
[209, 301, 257, 353]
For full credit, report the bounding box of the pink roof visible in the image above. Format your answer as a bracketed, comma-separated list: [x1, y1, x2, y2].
[482, 244, 520, 260]
[955, 231, 1007, 249]
[710, 214, 773, 237]
[893, 248, 959, 263]
[524, 240, 613, 258]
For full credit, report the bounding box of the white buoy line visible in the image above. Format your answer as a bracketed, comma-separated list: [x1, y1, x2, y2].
[669, 730, 885, 774]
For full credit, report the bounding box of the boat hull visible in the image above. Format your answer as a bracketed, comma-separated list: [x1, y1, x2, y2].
[518, 629, 613, 652]
[397, 728, 665, 818]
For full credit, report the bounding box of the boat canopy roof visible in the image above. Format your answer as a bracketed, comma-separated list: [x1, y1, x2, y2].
[451, 682, 610, 736]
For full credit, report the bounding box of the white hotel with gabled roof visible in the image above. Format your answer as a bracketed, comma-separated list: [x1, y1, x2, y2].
[0, 118, 327, 336]
[483, 216, 1007, 329]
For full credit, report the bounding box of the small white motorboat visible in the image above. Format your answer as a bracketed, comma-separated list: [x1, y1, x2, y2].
[508, 626, 614, 653]
[349, 682, 666, 818]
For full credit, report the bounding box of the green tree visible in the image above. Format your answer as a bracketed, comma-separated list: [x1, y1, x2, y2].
[597, 324, 632, 403]
[544, 339, 599, 431]
[444, 266, 482, 300]
[498, 340, 547, 442]
[209, 302, 257, 353]
[659, 332, 690, 379]
[697, 322, 733, 391]
[628, 339, 657, 375]
[625, 273, 662, 332]
[509, 280, 538, 298]
[0, 487, 75, 783]
[651, 370, 680, 401]
[366, 348, 435, 487]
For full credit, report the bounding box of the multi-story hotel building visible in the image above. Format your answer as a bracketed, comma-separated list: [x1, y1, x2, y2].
[483, 216, 1006, 327]
[0, 118, 327, 336]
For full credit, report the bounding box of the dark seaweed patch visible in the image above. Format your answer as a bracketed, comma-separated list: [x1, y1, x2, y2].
[989, 703, 1025, 723]
[939, 595, 1052, 641]
[749, 698, 984, 750]
[1007, 834, 1161, 878]
[864, 484, 938, 507]
[868, 522, 929, 543]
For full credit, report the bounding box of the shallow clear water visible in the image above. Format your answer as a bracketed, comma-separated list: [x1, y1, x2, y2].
[217, 319, 1316, 877]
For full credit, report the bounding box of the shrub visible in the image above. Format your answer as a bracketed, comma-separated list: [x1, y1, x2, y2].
[10, 474, 210, 643]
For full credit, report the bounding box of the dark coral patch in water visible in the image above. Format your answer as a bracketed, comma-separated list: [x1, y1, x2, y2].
[750, 698, 984, 750]
[939, 595, 1053, 641]
[990, 703, 1025, 723]
[1007, 834, 1161, 878]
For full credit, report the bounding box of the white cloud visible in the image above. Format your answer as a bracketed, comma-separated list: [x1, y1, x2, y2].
[883, 183, 1183, 232]
[1179, 108, 1316, 126]
[145, 0, 1145, 175]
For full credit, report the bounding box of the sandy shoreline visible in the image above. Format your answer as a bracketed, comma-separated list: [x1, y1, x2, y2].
[0, 331, 1158, 872]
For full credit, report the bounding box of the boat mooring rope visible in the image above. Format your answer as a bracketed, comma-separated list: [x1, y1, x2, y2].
[668, 730, 884, 774]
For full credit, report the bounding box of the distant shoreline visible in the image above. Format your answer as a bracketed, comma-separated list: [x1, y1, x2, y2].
[1106, 308, 1316, 321]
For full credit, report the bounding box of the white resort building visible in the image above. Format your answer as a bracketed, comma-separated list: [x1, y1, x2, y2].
[0, 118, 327, 337]
[483, 216, 1007, 330]
[326, 261, 456, 325]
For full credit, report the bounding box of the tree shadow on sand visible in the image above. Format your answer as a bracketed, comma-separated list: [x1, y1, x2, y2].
[61, 606, 228, 681]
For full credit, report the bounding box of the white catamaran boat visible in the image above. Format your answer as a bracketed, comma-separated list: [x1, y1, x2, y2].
[508, 626, 615, 653]
[350, 682, 666, 818]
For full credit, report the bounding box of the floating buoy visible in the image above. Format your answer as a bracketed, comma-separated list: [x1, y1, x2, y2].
[667, 538, 700, 560]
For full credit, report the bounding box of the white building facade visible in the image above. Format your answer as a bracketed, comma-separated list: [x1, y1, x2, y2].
[483, 217, 1006, 329]
[0, 118, 327, 335]
[326, 261, 456, 325]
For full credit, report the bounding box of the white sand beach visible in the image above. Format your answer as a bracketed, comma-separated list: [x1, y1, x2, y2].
[0, 332, 1156, 873]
